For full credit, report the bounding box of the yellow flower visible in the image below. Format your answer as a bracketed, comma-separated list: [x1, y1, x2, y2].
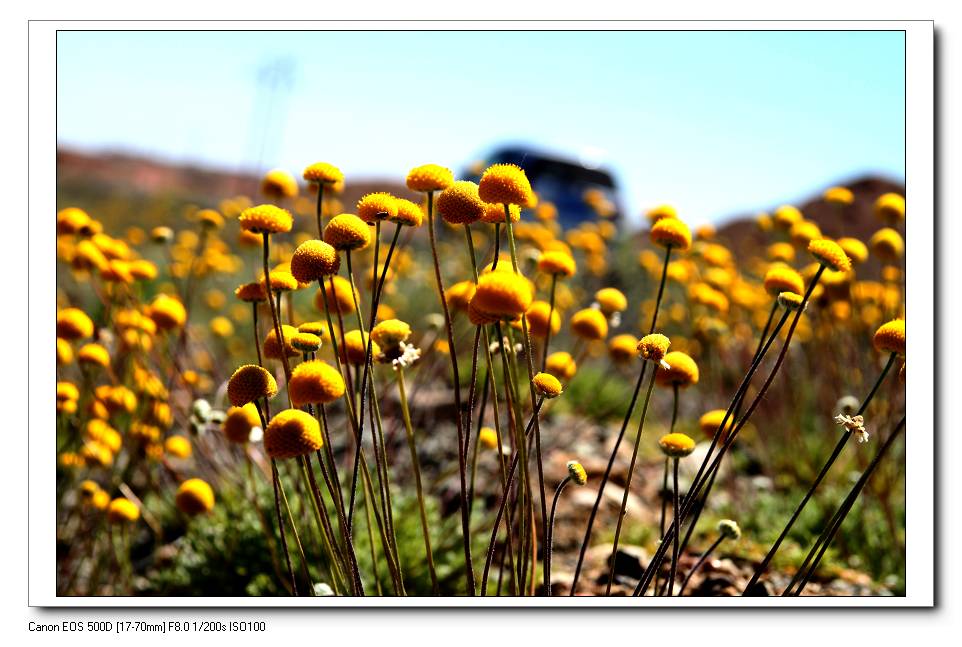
[763, 265, 805, 296]
[638, 333, 671, 363]
[239, 204, 293, 235]
[545, 351, 577, 381]
[77, 343, 110, 368]
[479, 427, 499, 450]
[656, 351, 699, 387]
[874, 192, 905, 223]
[210, 316, 234, 338]
[57, 207, 91, 235]
[265, 409, 323, 459]
[837, 237, 869, 265]
[78, 479, 101, 501]
[261, 269, 299, 293]
[524, 301, 561, 338]
[699, 409, 734, 441]
[316, 275, 358, 315]
[767, 242, 795, 263]
[873, 319, 905, 356]
[290, 240, 340, 282]
[292, 332, 322, 353]
[478, 163, 534, 206]
[437, 181, 486, 225]
[175, 478, 215, 516]
[594, 287, 627, 315]
[391, 198, 425, 227]
[339, 330, 379, 365]
[303, 162, 344, 185]
[566, 460, 588, 486]
[471, 271, 534, 320]
[608, 334, 639, 364]
[659, 432, 696, 457]
[777, 291, 805, 310]
[227, 364, 278, 407]
[808, 239, 852, 273]
[260, 169, 299, 200]
[532, 372, 563, 399]
[57, 337, 74, 365]
[150, 226, 174, 244]
[289, 359, 346, 406]
[164, 436, 192, 459]
[299, 321, 334, 344]
[406, 164, 454, 193]
[357, 192, 398, 224]
[823, 186, 854, 206]
[324, 213, 371, 251]
[445, 280, 477, 311]
[869, 227, 904, 263]
[235, 281, 268, 303]
[148, 294, 187, 330]
[222, 404, 262, 443]
[56, 308, 94, 341]
[467, 300, 502, 326]
[481, 202, 521, 224]
[650, 217, 692, 251]
[107, 498, 140, 524]
[570, 308, 608, 341]
[196, 209, 224, 230]
[773, 205, 803, 228]
[370, 319, 412, 350]
[790, 220, 822, 247]
[645, 204, 677, 223]
[264, 324, 301, 359]
[537, 250, 576, 278]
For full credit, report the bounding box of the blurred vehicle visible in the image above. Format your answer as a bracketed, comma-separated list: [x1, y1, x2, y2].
[465, 145, 625, 229]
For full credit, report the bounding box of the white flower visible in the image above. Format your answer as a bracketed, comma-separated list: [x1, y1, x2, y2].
[248, 426, 264, 443]
[609, 311, 622, 328]
[834, 413, 869, 443]
[391, 341, 422, 370]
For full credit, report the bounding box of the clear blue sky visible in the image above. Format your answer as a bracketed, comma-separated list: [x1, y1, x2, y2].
[56, 30, 905, 227]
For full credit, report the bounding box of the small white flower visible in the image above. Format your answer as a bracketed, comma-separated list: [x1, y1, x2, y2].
[391, 341, 422, 370]
[659, 359, 672, 370]
[834, 414, 869, 443]
[249, 426, 264, 443]
[489, 340, 501, 354]
[514, 343, 524, 356]
[590, 301, 601, 311]
[609, 312, 622, 328]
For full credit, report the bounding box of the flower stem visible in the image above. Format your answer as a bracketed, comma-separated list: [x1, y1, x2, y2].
[678, 534, 725, 596]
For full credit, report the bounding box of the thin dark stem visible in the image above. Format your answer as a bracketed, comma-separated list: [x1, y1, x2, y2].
[668, 458, 681, 596]
[679, 535, 725, 596]
[545, 476, 573, 597]
[541, 274, 558, 371]
[569, 245, 672, 595]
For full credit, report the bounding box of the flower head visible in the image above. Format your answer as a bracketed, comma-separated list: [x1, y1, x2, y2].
[148, 294, 187, 330]
[107, 498, 140, 524]
[289, 360, 345, 406]
[406, 164, 454, 193]
[260, 169, 299, 200]
[808, 239, 852, 273]
[370, 318, 412, 351]
[479, 427, 499, 450]
[537, 250, 576, 278]
[471, 271, 534, 320]
[608, 334, 640, 364]
[837, 237, 869, 265]
[545, 351, 577, 381]
[481, 202, 521, 224]
[357, 192, 398, 224]
[764, 265, 805, 296]
[777, 291, 805, 310]
[638, 333, 671, 364]
[445, 280, 477, 311]
[57, 207, 91, 235]
[659, 432, 696, 458]
[823, 186, 854, 206]
[646, 204, 677, 223]
[77, 343, 110, 368]
[391, 198, 425, 227]
[292, 332, 322, 353]
[324, 213, 371, 251]
[303, 162, 344, 185]
[222, 404, 261, 444]
[570, 308, 608, 341]
[478, 164, 534, 206]
[656, 351, 699, 387]
[339, 330, 379, 365]
[873, 319, 905, 356]
[594, 287, 627, 316]
[717, 519, 741, 540]
[699, 409, 734, 441]
[524, 301, 561, 338]
[263, 324, 301, 359]
[566, 460, 588, 486]
[239, 204, 294, 235]
[175, 478, 215, 516]
[835, 413, 869, 443]
[869, 228, 904, 263]
[650, 218, 692, 251]
[57, 308, 94, 341]
[437, 181, 486, 225]
[291, 240, 340, 282]
[235, 281, 268, 303]
[874, 192, 905, 224]
[532, 372, 563, 399]
[265, 409, 323, 459]
[227, 365, 278, 407]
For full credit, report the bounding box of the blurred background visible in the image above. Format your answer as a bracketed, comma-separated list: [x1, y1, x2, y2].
[56, 30, 905, 228]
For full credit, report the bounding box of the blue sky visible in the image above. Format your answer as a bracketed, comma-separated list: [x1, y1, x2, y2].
[56, 30, 905, 227]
